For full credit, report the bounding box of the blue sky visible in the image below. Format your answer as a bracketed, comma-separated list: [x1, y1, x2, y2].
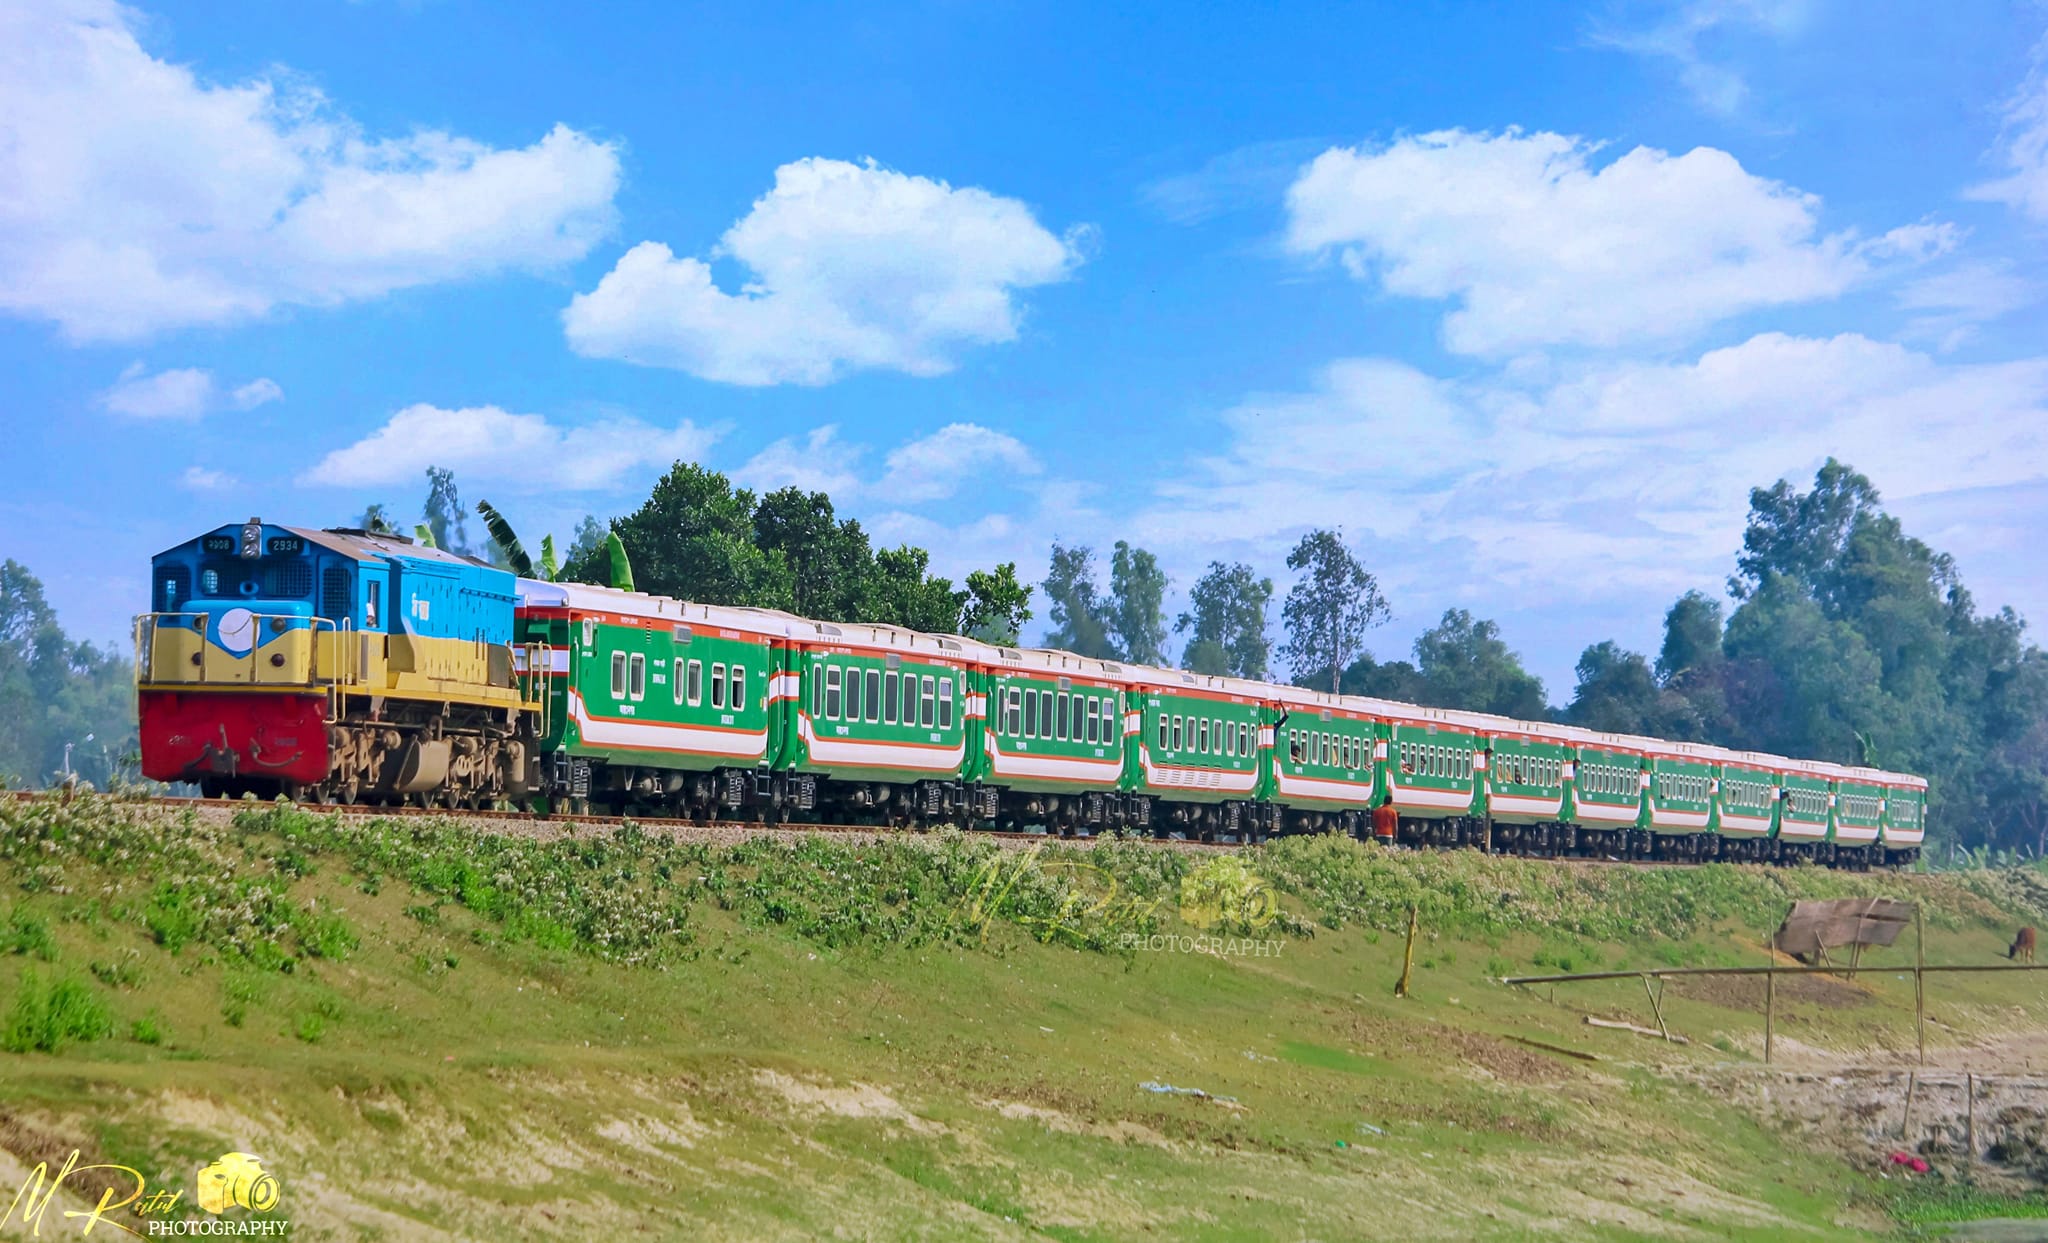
[4, 0, 2046, 701]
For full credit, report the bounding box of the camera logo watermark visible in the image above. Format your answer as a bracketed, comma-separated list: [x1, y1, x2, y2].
[3, 1148, 289, 1237]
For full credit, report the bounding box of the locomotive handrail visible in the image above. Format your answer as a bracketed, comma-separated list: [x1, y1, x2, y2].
[132, 610, 343, 693]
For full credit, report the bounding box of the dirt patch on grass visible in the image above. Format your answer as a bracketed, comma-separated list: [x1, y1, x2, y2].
[1664, 968, 1872, 1012]
[984, 1099, 1173, 1147]
[753, 1068, 945, 1135]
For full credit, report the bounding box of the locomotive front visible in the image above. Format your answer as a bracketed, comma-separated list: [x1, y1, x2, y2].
[136, 518, 347, 795]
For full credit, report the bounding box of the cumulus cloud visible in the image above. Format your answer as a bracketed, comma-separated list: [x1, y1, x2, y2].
[881, 423, 1039, 502]
[0, 0, 620, 341]
[732, 425, 865, 497]
[302, 404, 718, 491]
[99, 363, 216, 419]
[179, 465, 235, 491]
[1967, 37, 2048, 222]
[564, 157, 1084, 385]
[99, 362, 280, 418]
[1284, 129, 1938, 356]
[1135, 333, 2048, 609]
[229, 377, 284, 410]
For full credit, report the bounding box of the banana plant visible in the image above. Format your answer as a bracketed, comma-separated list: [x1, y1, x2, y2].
[476, 500, 634, 591]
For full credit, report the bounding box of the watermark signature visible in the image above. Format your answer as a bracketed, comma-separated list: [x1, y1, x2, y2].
[4, 1149, 288, 1238]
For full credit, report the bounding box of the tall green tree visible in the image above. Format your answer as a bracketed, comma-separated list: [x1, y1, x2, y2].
[751, 487, 873, 621]
[862, 546, 966, 633]
[570, 463, 791, 607]
[422, 466, 472, 555]
[1177, 561, 1274, 680]
[1657, 590, 1725, 684]
[1107, 541, 1169, 666]
[1280, 530, 1390, 693]
[1042, 544, 1115, 659]
[1411, 609, 1549, 719]
[961, 563, 1033, 645]
[1565, 640, 1664, 734]
[354, 503, 394, 535]
[0, 561, 135, 789]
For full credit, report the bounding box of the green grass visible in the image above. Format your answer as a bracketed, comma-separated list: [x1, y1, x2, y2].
[5, 792, 2048, 1239]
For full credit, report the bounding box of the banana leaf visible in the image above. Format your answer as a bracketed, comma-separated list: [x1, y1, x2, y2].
[605, 531, 634, 592]
[475, 500, 534, 577]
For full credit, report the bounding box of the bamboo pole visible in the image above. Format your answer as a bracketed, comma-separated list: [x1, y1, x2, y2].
[1967, 1072, 1977, 1169]
[1902, 1071, 1917, 1141]
[1916, 905, 1926, 1067]
[1640, 973, 1670, 1042]
[1764, 968, 1775, 1065]
[1394, 905, 1418, 998]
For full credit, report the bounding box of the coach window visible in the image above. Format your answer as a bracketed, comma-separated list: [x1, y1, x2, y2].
[844, 665, 862, 720]
[711, 662, 727, 710]
[808, 665, 821, 717]
[1025, 687, 1040, 737]
[1083, 699, 1098, 744]
[907, 674, 922, 724]
[883, 671, 899, 724]
[610, 652, 626, 699]
[731, 667, 745, 713]
[939, 679, 955, 729]
[824, 666, 841, 719]
[1156, 714, 1168, 751]
[1225, 724, 1236, 758]
[1039, 690, 1053, 738]
[1006, 688, 1022, 735]
[1192, 718, 1204, 754]
[1173, 716, 1185, 752]
[673, 662, 686, 705]
[865, 669, 881, 722]
[920, 676, 935, 727]
[629, 654, 646, 701]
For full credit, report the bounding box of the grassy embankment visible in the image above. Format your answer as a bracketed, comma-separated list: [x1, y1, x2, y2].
[4, 792, 2048, 1240]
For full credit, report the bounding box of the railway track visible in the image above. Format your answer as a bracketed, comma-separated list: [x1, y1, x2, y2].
[2, 789, 1761, 866]
[4, 789, 1242, 852]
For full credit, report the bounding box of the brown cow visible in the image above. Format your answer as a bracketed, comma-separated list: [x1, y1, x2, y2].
[2010, 926, 2036, 963]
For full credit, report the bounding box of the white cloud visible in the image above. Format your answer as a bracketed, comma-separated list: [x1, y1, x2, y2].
[1897, 261, 2035, 350]
[0, 0, 620, 341]
[1135, 333, 2048, 614]
[98, 362, 281, 418]
[100, 363, 215, 419]
[301, 404, 719, 491]
[178, 465, 235, 491]
[1968, 37, 2048, 222]
[881, 424, 1039, 503]
[1283, 129, 1938, 356]
[229, 377, 283, 410]
[1589, 0, 1813, 117]
[563, 157, 1084, 385]
[732, 425, 865, 496]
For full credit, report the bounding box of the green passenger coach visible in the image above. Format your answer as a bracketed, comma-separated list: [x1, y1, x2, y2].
[508, 579, 1928, 869]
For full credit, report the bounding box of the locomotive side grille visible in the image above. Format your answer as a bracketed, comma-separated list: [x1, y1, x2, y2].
[320, 567, 350, 622]
[152, 567, 188, 612]
[264, 561, 313, 598]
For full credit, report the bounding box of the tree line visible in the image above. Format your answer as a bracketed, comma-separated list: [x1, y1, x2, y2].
[0, 455, 2038, 855]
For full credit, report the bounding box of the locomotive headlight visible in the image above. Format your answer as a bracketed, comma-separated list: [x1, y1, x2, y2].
[269, 617, 287, 634]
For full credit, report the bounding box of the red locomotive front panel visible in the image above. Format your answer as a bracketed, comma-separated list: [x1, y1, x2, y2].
[139, 691, 330, 786]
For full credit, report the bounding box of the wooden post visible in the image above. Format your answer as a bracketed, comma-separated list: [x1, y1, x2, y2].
[1395, 905, 1418, 998]
[1967, 1072, 1977, 1169]
[1764, 968, 1775, 1065]
[1901, 1071, 1917, 1141]
[1915, 905, 1926, 1067]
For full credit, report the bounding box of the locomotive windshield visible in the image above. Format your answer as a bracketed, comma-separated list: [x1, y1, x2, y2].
[195, 557, 313, 600]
